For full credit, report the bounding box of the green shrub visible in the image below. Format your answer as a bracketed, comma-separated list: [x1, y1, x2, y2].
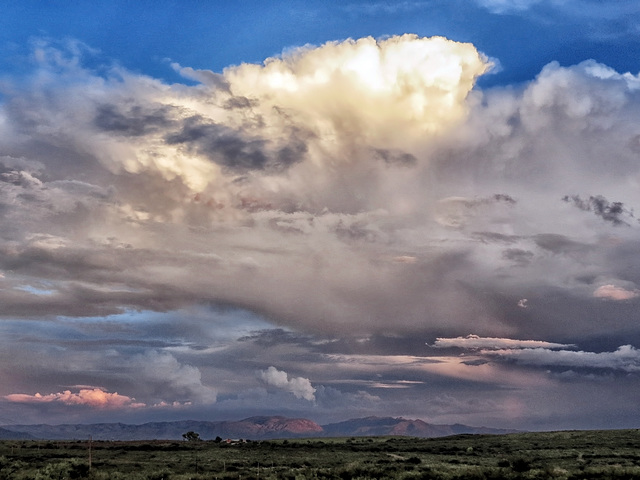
[511, 457, 531, 473]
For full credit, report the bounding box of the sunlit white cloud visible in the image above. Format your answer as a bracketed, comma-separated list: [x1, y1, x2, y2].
[432, 335, 573, 350]
[258, 366, 316, 402]
[6, 34, 488, 207]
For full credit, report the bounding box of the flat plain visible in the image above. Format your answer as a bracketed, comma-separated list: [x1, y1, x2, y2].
[1, 429, 640, 479]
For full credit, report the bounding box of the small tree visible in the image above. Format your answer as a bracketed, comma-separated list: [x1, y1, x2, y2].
[182, 431, 201, 441]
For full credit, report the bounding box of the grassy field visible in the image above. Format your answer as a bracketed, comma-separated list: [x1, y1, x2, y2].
[1, 429, 640, 479]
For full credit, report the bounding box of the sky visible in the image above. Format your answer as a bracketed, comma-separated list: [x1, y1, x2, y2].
[1, 0, 640, 432]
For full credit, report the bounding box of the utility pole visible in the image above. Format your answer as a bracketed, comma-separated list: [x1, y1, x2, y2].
[88, 435, 92, 471]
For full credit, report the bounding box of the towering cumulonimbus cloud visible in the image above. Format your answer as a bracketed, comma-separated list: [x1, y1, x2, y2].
[1, 35, 640, 345]
[4, 35, 490, 213]
[4, 30, 640, 428]
[0, 34, 496, 337]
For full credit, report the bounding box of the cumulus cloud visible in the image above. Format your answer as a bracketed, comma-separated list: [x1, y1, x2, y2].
[131, 351, 217, 405]
[258, 366, 316, 401]
[5, 388, 145, 409]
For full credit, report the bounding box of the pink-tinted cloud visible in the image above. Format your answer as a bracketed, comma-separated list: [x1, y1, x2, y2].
[593, 284, 640, 301]
[5, 388, 145, 409]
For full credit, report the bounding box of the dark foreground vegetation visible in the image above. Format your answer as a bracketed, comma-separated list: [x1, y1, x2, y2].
[2, 429, 640, 479]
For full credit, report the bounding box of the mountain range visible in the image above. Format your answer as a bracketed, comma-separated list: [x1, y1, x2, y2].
[0, 416, 514, 441]
[0, 427, 35, 440]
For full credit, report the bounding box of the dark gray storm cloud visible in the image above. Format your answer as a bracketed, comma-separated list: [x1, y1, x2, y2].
[94, 104, 176, 137]
[533, 233, 592, 255]
[562, 194, 634, 226]
[165, 116, 307, 172]
[222, 96, 259, 110]
[373, 148, 417, 166]
[501, 248, 534, 266]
